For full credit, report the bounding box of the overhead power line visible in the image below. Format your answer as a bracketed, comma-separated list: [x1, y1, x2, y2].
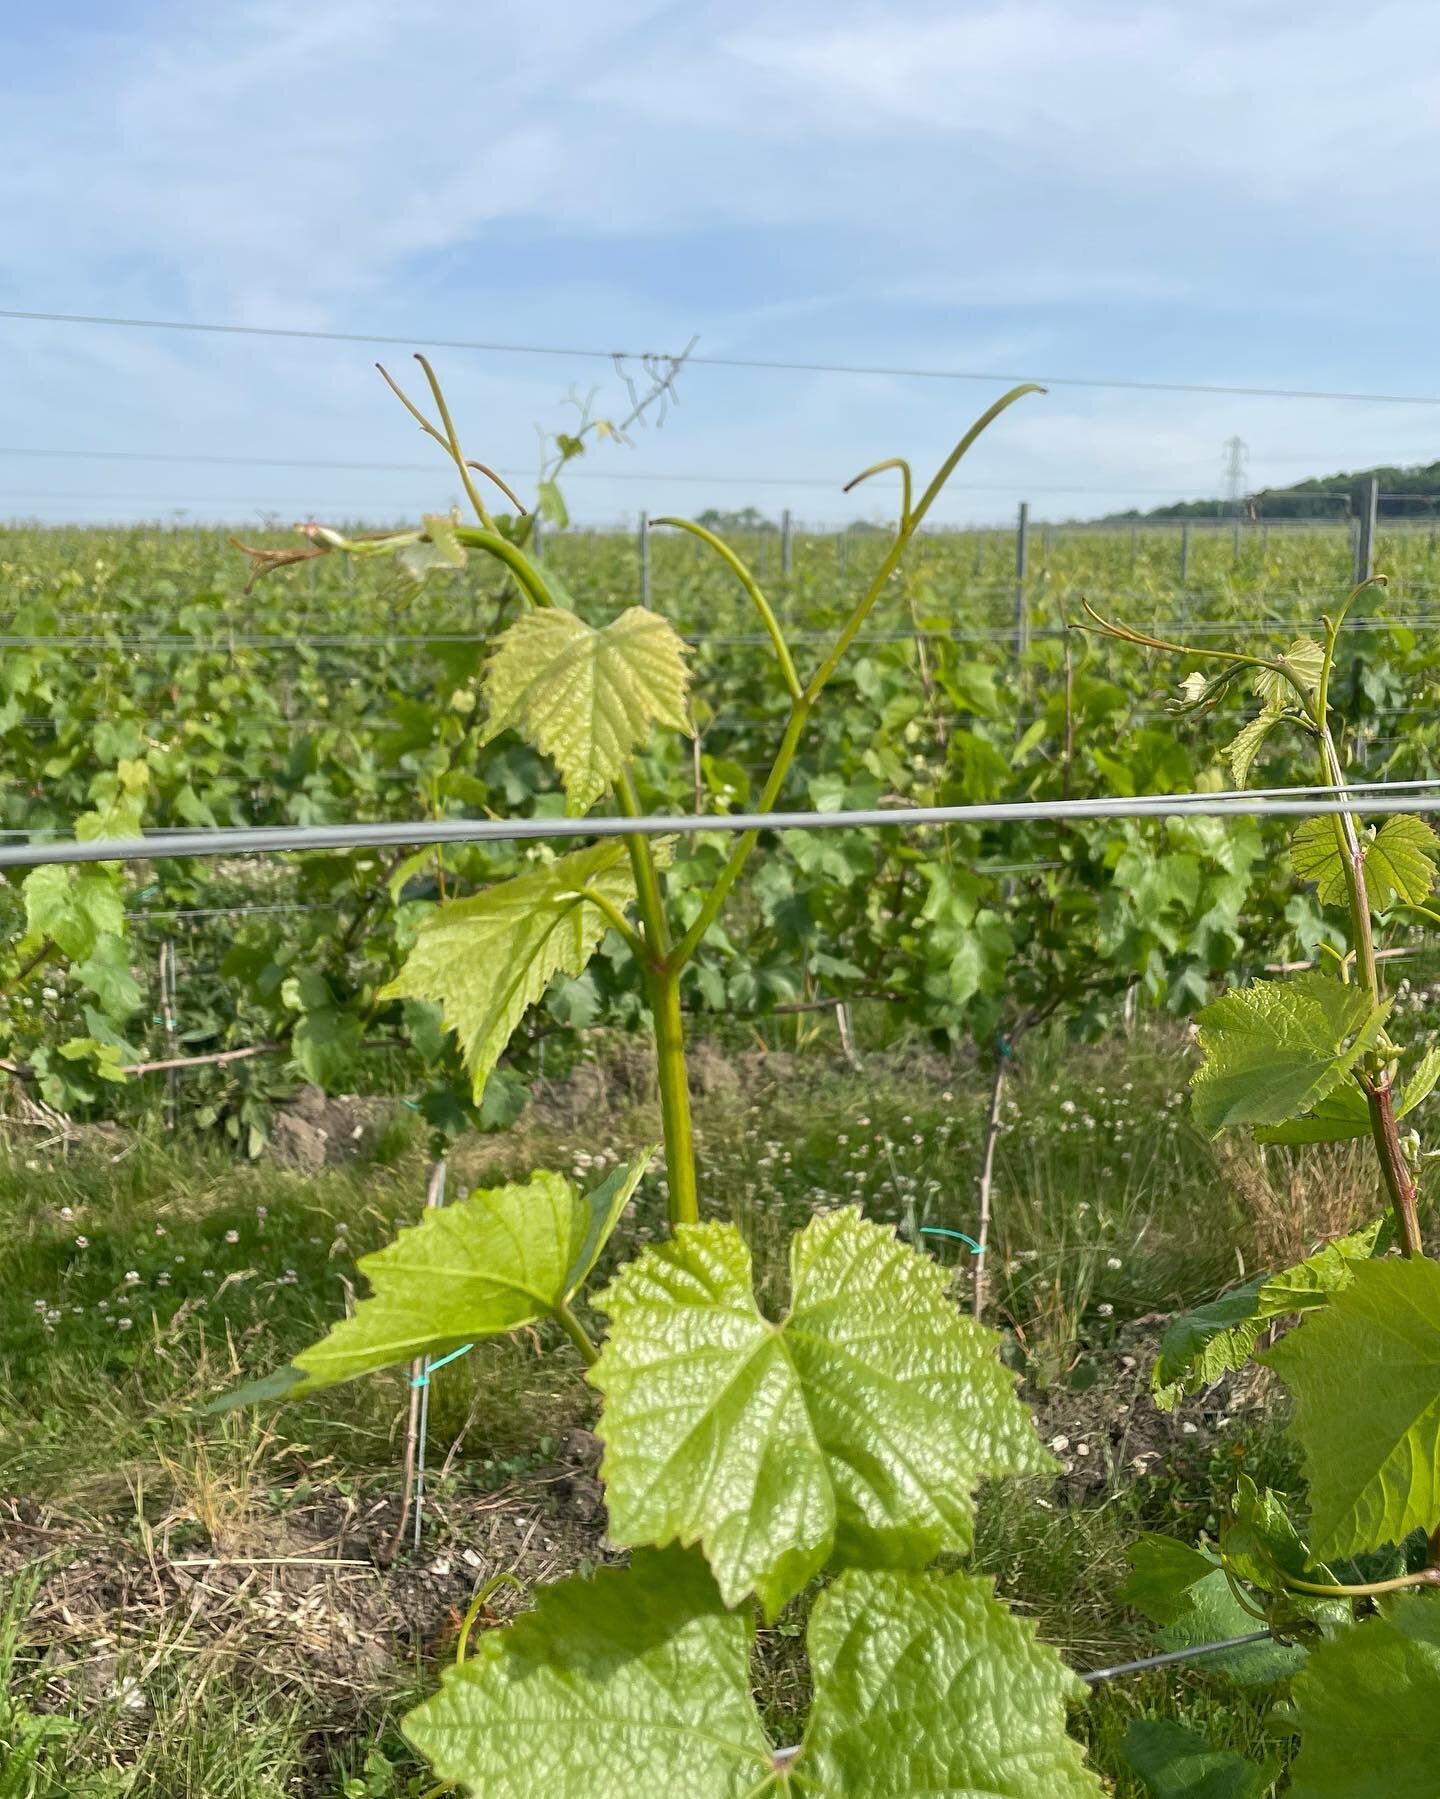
[3, 778, 1440, 870]
[4, 307, 1440, 407]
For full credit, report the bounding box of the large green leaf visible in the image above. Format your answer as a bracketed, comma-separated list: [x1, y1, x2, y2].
[482, 606, 691, 810]
[21, 863, 123, 960]
[217, 1157, 651, 1403]
[402, 1557, 1102, 1797]
[1121, 1718, 1270, 1799]
[1290, 813, 1438, 911]
[1256, 1043, 1440, 1143]
[1150, 1223, 1382, 1410]
[1119, 1537, 1310, 1685]
[1189, 973, 1390, 1136]
[380, 841, 647, 1101]
[1264, 1256, 1440, 1559]
[794, 1568, 1101, 1796]
[403, 1549, 773, 1797]
[591, 1211, 1053, 1615]
[1284, 1594, 1440, 1798]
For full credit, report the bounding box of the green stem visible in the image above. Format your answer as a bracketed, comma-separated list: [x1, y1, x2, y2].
[453, 527, 558, 610]
[454, 1571, 527, 1664]
[1282, 1566, 1440, 1599]
[1310, 618, 1422, 1256]
[612, 769, 695, 1224]
[554, 1299, 600, 1366]
[649, 965, 698, 1227]
[651, 518, 803, 702]
[575, 886, 645, 961]
[668, 700, 810, 970]
[413, 354, 496, 530]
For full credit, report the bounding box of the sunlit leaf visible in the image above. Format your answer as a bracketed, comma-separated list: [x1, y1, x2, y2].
[592, 1210, 1053, 1615]
[1264, 1256, 1440, 1559]
[1189, 973, 1389, 1136]
[482, 606, 692, 810]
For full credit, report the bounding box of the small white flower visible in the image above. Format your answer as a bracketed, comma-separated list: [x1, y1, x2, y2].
[1105, 1256, 1123, 1270]
[224, 1230, 239, 1244]
[124, 1271, 140, 1285]
[1060, 1099, 1076, 1115]
[117, 1317, 133, 1332]
[74, 1235, 89, 1249]
[1097, 1302, 1114, 1317]
[59, 1206, 74, 1221]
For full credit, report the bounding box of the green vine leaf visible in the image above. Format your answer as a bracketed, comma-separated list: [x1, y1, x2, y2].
[21, 863, 124, 960]
[381, 840, 656, 1101]
[1121, 1717, 1271, 1799]
[1119, 1537, 1312, 1685]
[403, 1549, 773, 1797]
[1263, 1256, 1440, 1559]
[796, 1568, 1101, 1796]
[1283, 1594, 1440, 1798]
[397, 513, 467, 590]
[1290, 813, 1438, 910]
[1189, 972, 1390, 1136]
[1255, 1043, 1440, 1144]
[215, 1156, 651, 1404]
[591, 1210, 1053, 1615]
[482, 607, 692, 810]
[1252, 638, 1324, 706]
[1150, 1223, 1382, 1410]
[1225, 712, 1281, 788]
[402, 1556, 1102, 1797]
[1222, 1473, 1336, 1593]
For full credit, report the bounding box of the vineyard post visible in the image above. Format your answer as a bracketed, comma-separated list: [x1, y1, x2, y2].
[531, 509, 543, 559]
[1013, 501, 1030, 657]
[781, 508, 793, 577]
[638, 511, 651, 607]
[410, 1157, 448, 1552]
[1232, 519, 1241, 560]
[1128, 522, 1137, 566]
[1355, 476, 1378, 583]
[836, 528, 847, 573]
[1179, 520, 1190, 584]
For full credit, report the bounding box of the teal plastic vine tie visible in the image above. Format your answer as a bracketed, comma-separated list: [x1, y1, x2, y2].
[410, 1343, 475, 1387]
[919, 1227, 984, 1254]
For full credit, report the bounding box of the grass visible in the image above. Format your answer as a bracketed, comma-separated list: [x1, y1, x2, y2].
[0, 1019, 1407, 1795]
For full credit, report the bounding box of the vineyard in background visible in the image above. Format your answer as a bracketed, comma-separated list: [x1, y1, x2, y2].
[5, 512, 1440, 1147]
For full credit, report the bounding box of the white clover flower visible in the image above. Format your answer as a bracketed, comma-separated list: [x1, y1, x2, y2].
[1105, 1256, 1123, 1270]
[1060, 1099, 1076, 1115]
[74, 1235, 89, 1249]
[59, 1206, 74, 1221]
[1097, 1302, 1114, 1317]
[224, 1230, 239, 1244]
[124, 1271, 140, 1284]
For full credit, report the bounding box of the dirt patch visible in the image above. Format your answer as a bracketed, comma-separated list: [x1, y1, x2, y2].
[6, 1431, 611, 1736]
[267, 1086, 395, 1171]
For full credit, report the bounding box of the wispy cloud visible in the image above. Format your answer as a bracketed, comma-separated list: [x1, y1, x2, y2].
[2, 0, 1439, 524]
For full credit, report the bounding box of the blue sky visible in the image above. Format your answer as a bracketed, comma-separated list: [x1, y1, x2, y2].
[5, 0, 1440, 526]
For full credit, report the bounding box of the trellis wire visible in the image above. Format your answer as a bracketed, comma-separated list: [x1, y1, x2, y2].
[6, 777, 1440, 868]
[1078, 1630, 1274, 1684]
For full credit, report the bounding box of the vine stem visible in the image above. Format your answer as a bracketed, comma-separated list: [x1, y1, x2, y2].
[554, 1298, 600, 1366]
[1312, 588, 1424, 1257]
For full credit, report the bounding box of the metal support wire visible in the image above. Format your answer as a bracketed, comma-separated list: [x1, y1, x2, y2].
[1079, 1631, 1274, 1684]
[5, 778, 1440, 868]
